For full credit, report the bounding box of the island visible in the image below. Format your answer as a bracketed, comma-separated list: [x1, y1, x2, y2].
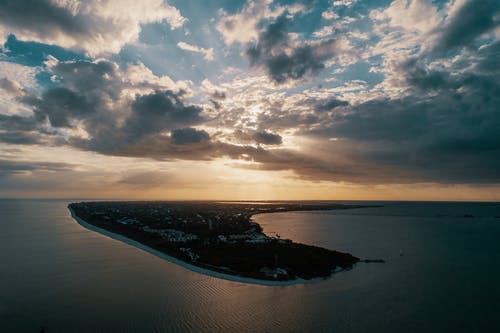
[68, 201, 373, 285]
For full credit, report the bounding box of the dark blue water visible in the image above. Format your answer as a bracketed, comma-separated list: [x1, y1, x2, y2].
[1, 199, 500, 332]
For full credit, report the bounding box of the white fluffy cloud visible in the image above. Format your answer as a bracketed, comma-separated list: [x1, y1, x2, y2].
[177, 42, 214, 61]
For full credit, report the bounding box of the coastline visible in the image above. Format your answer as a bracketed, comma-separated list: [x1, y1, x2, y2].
[69, 207, 337, 287]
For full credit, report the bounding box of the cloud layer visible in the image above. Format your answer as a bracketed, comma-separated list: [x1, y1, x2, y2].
[1, 0, 500, 199]
[247, 15, 340, 83]
[0, 0, 186, 55]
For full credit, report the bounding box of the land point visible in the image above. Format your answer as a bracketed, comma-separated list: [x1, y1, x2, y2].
[69, 201, 376, 284]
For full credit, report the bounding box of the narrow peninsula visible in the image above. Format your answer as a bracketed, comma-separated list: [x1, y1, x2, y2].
[69, 201, 369, 284]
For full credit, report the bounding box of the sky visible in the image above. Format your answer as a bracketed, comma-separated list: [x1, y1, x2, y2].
[0, 0, 499, 201]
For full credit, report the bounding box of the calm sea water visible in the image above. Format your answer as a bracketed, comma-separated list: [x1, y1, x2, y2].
[1, 199, 500, 332]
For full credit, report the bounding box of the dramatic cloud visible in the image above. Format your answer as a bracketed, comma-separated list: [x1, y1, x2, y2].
[212, 91, 226, 100]
[303, 63, 500, 183]
[125, 91, 203, 142]
[253, 131, 283, 145]
[434, 0, 500, 53]
[247, 15, 340, 83]
[0, 58, 209, 158]
[29, 87, 95, 127]
[0, 0, 186, 54]
[315, 98, 349, 112]
[171, 127, 210, 145]
[234, 129, 283, 145]
[1, 0, 499, 199]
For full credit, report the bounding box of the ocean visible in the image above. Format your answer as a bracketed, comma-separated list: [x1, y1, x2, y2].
[1, 199, 500, 332]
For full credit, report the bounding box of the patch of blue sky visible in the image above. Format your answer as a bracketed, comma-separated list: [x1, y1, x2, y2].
[333, 61, 384, 87]
[1, 34, 88, 67]
[169, 0, 244, 18]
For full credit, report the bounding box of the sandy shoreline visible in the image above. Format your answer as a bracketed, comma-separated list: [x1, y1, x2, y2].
[69, 207, 332, 286]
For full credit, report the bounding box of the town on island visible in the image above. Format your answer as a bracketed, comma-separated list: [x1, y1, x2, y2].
[69, 201, 383, 284]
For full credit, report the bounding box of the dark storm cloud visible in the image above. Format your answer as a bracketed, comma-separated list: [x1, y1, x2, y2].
[301, 54, 500, 183]
[27, 87, 95, 127]
[401, 57, 500, 102]
[17, 60, 119, 130]
[212, 90, 226, 100]
[247, 15, 339, 83]
[209, 90, 226, 110]
[72, 91, 206, 156]
[51, 60, 117, 91]
[253, 131, 282, 145]
[264, 42, 336, 83]
[474, 41, 500, 74]
[233, 129, 283, 145]
[171, 127, 210, 145]
[124, 91, 203, 142]
[434, 0, 500, 53]
[4, 59, 208, 159]
[248, 15, 289, 58]
[315, 98, 349, 112]
[401, 59, 450, 92]
[0, 0, 86, 37]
